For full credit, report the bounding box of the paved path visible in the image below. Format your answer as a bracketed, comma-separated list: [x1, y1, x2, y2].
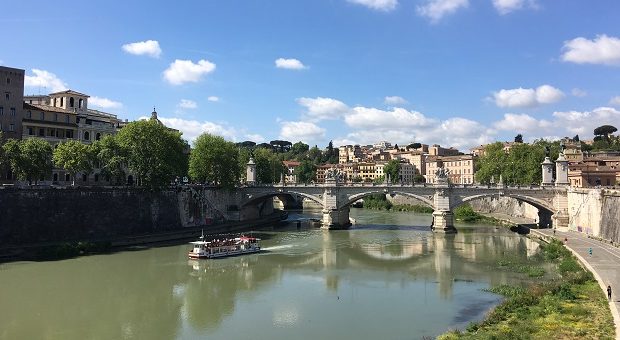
[531, 228, 620, 339]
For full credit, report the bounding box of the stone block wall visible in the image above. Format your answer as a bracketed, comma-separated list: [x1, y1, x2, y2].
[568, 188, 620, 243]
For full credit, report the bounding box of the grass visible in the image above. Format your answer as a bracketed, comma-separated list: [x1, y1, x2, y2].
[438, 239, 615, 340]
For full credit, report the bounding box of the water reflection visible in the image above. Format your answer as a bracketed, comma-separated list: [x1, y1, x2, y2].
[0, 210, 545, 339]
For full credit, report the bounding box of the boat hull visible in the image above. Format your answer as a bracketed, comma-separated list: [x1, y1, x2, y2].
[188, 247, 261, 259]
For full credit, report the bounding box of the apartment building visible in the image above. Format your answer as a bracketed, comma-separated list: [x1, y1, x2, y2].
[425, 155, 476, 184]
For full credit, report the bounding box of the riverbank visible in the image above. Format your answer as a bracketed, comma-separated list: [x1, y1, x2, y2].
[0, 210, 287, 262]
[439, 237, 615, 339]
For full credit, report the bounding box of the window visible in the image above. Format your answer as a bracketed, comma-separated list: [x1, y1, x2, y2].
[66, 115, 70, 123]
[0, 107, 3, 115]
[6, 78, 10, 84]
[53, 98, 57, 106]
[65, 174, 70, 181]
[38, 128, 44, 136]
[69, 97, 74, 108]
[0, 123, 2, 130]
[79, 98, 83, 109]
[9, 124, 14, 132]
[10, 108, 15, 116]
[96, 133, 101, 140]
[66, 130, 73, 138]
[27, 127, 33, 135]
[27, 110, 31, 118]
[40, 112, 44, 120]
[60, 97, 64, 107]
[54, 113, 58, 122]
[5, 93, 9, 101]
[84, 131, 90, 140]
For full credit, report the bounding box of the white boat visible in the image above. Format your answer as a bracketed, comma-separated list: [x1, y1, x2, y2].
[188, 232, 261, 259]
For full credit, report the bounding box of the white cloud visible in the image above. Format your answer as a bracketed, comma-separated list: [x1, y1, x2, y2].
[344, 107, 436, 129]
[493, 113, 551, 132]
[553, 107, 620, 135]
[163, 59, 216, 85]
[279, 121, 326, 143]
[609, 96, 620, 107]
[561, 35, 620, 66]
[347, 0, 398, 11]
[571, 88, 587, 97]
[122, 40, 162, 58]
[156, 117, 237, 143]
[24, 69, 68, 92]
[297, 97, 349, 121]
[245, 134, 265, 143]
[178, 99, 197, 109]
[492, 0, 537, 15]
[89, 96, 122, 109]
[207, 96, 220, 102]
[275, 58, 307, 70]
[384, 96, 408, 105]
[417, 0, 469, 23]
[492, 85, 564, 108]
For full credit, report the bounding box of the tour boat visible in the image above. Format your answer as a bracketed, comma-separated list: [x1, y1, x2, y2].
[188, 232, 261, 259]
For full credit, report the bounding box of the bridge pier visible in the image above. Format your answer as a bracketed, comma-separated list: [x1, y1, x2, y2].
[322, 207, 351, 230]
[432, 210, 457, 233]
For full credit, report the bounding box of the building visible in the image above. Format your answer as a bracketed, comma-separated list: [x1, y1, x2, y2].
[425, 155, 476, 184]
[568, 157, 620, 187]
[357, 162, 377, 182]
[392, 151, 426, 176]
[338, 144, 362, 164]
[282, 160, 300, 183]
[0, 66, 25, 140]
[561, 138, 583, 162]
[428, 144, 461, 157]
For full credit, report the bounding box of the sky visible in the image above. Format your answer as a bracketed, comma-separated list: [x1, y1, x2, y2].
[3, 0, 620, 151]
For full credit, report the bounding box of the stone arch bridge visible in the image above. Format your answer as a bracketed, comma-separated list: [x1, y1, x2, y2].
[242, 179, 568, 233]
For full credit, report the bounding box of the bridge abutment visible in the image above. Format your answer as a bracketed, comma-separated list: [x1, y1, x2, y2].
[432, 210, 456, 233]
[322, 207, 352, 230]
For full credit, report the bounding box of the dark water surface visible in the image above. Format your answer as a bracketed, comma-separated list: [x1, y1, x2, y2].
[0, 209, 546, 339]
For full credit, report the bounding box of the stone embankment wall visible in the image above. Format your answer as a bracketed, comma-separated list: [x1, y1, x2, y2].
[568, 188, 620, 243]
[0, 186, 274, 247]
[468, 196, 539, 222]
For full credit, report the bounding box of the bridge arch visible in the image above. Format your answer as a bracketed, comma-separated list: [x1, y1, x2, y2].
[242, 190, 324, 208]
[340, 190, 435, 210]
[454, 193, 555, 227]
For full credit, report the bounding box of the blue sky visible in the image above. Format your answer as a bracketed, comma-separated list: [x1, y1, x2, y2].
[3, 0, 620, 150]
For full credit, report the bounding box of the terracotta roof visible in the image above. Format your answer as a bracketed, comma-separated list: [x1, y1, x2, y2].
[48, 89, 90, 97]
[24, 103, 77, 115]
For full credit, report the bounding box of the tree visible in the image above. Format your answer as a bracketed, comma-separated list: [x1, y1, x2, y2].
[307, 145, 322, 164]
[289, 141, 309, 160]
[189, 133, 240, 189]
[322, 140, 339, 164]
[475, 142, 507, 184]
[269, 140, 292, 153]
[93, 135, 126, 185]
[3, 138, 53, 184]
[53, 140, 94, 185]
[116, 120, 187, 189]
[294, 160, 316, 184]
[237, 141, 256, 149]
[514, 134, 523, 143]
[383, 159, 401, 183]
[407, 142, 422, 150]
[253, 147, 286, 184]
[594, 125, 617, 141]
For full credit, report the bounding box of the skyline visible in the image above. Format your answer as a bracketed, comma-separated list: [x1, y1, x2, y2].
[3, 0, 620, 150]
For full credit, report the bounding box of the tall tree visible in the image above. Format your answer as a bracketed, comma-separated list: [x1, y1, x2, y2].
[514, 134, 523, 143]
[53, 140, 94, 185]
[116, 120, 187, 189]
[294, 160, 317, 184]
[92, 135, 127, 185]
[407, 142, 422, 150]
[383, 159, 401, 183]
[189, 133, 240, 189]
[3, 138, 53, 185]
[594, 125, 617, 141]
[289, 141, 309, 160]
[475, 142, 508, 184]
[307, 145, 322, 164]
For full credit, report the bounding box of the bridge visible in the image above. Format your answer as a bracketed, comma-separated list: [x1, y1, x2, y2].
[241, 154, 570, 233]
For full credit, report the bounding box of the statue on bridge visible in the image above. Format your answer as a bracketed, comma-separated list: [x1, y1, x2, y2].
[434, 167, 450, 184]
[325, 168, 344, 183]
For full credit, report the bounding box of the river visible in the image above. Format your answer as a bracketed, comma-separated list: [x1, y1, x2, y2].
[0, 208, 547, 339]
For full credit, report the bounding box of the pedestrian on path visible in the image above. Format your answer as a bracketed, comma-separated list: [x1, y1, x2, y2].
[608, 285, 612, 300]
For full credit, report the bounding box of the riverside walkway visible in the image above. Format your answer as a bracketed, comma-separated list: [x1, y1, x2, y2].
[531, 228, 620, 339]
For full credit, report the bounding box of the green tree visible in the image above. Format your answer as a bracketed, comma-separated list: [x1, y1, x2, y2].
[116, 120, 187, 189]
[53, 140, 93, 185]
[189, 133, 240, 189]
[407, 142, 422, 150]
[307, 145, 322, 164]
[92, 135, 127, 185]
[594, 125, 617, 142]
[514, 134, 523, 143]
[295, 160, 317, 184]
[290, 141, 309, 160]
[4, 138, 53, 184]
[475, 142, 507, 184]
[252, 148, 284, 184]
[383, 159, 401, 183]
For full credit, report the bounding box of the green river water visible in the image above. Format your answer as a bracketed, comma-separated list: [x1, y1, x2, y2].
[0, 209, 547, 339]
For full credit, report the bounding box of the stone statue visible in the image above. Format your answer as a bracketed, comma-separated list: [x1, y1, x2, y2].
[434, 167, 449, 179]
[544, 145, 550, 158]
[560, 140, 566, 153]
